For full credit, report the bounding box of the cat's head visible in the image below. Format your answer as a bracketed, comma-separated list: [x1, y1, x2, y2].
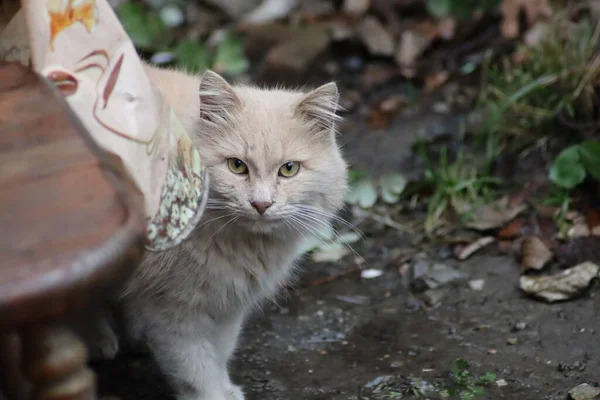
[195, 70, 348, 235]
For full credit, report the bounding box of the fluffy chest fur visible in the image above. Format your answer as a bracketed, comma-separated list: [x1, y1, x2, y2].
[126, 216, 303, 321]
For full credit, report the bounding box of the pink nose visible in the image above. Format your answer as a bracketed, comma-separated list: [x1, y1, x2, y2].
[251, 201, 272, 215]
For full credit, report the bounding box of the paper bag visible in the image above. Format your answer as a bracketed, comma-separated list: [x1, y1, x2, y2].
[0, 0, 209, 252]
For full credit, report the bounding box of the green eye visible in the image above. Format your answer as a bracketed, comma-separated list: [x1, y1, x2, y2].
[279, 161, 300, 177]
[227, 158, 248, 174]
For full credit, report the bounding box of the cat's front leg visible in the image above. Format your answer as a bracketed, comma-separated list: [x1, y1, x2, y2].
[146, 314, 245, 400]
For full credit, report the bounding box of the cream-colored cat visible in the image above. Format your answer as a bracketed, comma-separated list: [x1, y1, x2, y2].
[100, 65, 349, 400]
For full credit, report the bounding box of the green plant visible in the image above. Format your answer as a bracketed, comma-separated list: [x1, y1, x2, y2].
[440, 358, 496, 400]
[545, 140, 600, 232]
[115, 3, 248, 75]
[478, 14, 600, 147]
[417, 141, 500, 234]
[426, 0, 500, 20]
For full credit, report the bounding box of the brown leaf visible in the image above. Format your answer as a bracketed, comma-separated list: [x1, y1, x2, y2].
[500, 0, 552, 39]
[424, 71, 449, 93]
[465, 195, 528, 231]
[519, 261, 599, 303]
[343, 0, 370, 16]
[455, 236, 495, 260]
[436, 17, 456, 40]
[585, 208, 600, 236]
[395, 30, 431, 78]
[358, 16, 395, 56]
[520, 236, 553, 273]
[368, 95, 407, 129]
[498, 218, 523, 239]
[360, 64, 398, 88]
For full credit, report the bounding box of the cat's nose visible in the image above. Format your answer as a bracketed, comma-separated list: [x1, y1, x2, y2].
[251, 201, 272, 215]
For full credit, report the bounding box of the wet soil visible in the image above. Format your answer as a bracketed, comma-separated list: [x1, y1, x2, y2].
[96, 77, 600, 400]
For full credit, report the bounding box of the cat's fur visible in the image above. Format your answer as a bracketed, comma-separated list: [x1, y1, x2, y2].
[94, 66, 348, 400]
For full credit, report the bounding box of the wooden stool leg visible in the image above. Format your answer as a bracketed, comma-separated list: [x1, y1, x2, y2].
[20, 324, 96, 400]
[0, 332, 31, 400]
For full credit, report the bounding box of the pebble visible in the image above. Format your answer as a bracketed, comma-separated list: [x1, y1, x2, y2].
[488, 349, 497, 354]
[568, 383, 600, 400]
[361, 268, 384, 279]
[507, 337, 518, 345]
[496, 379, 508, 387]
[468, 279, 485, 291]
[514, 322, 527, 331]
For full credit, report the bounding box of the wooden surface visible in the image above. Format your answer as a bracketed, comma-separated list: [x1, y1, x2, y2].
[0, 61, 147, 329]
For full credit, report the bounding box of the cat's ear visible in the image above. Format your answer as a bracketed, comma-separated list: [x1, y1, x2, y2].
[198, 70, 240, 124]
[295, 82, 341, 135]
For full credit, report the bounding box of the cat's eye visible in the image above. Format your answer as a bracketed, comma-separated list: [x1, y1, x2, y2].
[227, 158, 248, 174]
[278, 161, 300, 178]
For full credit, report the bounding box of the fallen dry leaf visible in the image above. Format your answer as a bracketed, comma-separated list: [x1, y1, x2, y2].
[343, 0, 370, 16]
[568, 212, 591, 239]
[519, 261, 599, 303]
[424, 71, 449, 93]
[368, 95, 407, 129]
[395, 29, 431, 78]
[500, 0, 552, 39]
[520, 236, 553, 273]
[455, 236, 495, 260]
[360, 64, 399, 88]
[466, 195, 528, 231]
[585, 208, 600, 236]
[358, 15, 395, 56]
[436, 17, 457, 40]
[498, 218, 524, 239]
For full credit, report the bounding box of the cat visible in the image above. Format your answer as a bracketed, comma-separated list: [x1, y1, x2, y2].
[97, 65, 349, 400]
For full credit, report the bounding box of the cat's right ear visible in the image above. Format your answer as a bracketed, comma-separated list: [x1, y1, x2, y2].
[198, 70, 240, 124]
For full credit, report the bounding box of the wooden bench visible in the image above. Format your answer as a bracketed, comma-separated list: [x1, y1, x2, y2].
[0, 61, 146, 399]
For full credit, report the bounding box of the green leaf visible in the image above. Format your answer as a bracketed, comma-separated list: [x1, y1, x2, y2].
[455, 358, 470, 372]
[348, 168, 368, 184]
[425, 0, 451, 18]
[379, 173, 408, 204]
[478, 372, 496, 384]
[212, 31, 249, 76]
[578, 140, 600, 182]
[116, 3, 168, 50]
[346, 178, 378, 208]
[173, 39, 211, 74]
[549, 145, 586, 189]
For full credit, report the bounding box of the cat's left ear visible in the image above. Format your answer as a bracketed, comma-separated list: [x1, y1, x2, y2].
[295, 82, 341, 136]
[198, 70, 240, 124]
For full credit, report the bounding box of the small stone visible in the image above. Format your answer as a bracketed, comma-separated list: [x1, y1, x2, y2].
[514, 322, 527, 331]
[160, 4, 185, 27]
[419, 288, 445, 306]
[568, 383, 600, 400]
[361, 268, 384, 279]
[364, 375, 393, 389]
[488, 349, 497, 354]
[496, 379, 508, 387]
[468, 279, 485, 291]
[507, 337, 518, 345]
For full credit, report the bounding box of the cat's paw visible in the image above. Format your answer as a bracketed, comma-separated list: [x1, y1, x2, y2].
[224, 384, 244, 400]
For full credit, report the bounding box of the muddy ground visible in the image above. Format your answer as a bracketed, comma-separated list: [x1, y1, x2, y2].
[96, 66, 600, 400]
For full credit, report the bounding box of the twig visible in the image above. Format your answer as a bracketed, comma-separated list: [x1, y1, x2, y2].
[301, 264, 362, 287]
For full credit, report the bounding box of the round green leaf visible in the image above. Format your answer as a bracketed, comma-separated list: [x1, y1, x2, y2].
[549, 145, 586, 189]
[425, 0, 451, 18]
[578, 140, 600, 182]
[346, 178, 378, 208]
